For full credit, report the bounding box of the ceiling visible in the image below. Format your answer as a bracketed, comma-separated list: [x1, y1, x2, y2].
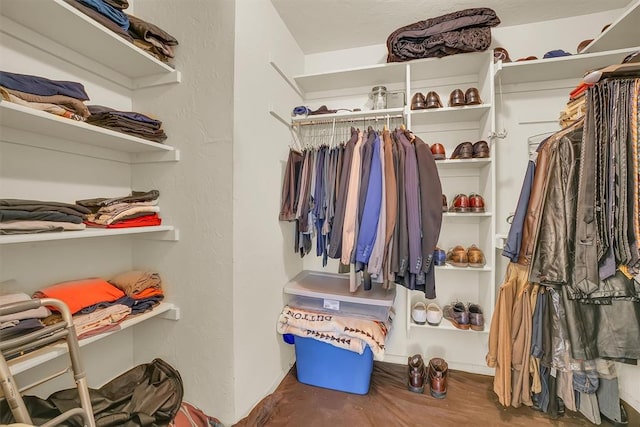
[271, 0, 632, 54]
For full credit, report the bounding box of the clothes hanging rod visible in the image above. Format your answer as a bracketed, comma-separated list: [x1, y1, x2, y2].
[292, 113, 405, 127]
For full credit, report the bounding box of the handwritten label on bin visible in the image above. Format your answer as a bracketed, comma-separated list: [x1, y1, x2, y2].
[323, 299, 340, 311]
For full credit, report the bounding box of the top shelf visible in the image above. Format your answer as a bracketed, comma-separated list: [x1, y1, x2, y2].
[582, 0, 640, 54]
[294, 51, 491, 95]
[495, 47, 638, 85]
[1, 0, 181, 89]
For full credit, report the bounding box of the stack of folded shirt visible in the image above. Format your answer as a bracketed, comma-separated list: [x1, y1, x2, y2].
[35, 272, 165, 339]
[85, 105, 167, 143]
[127, 14, 179, 66]
[0, 293, 50, 340]
[62, 0, 178, 66]
[0, 71, 90, 120]
[76, 189, 162, 228]
[0, 199, 89, 235]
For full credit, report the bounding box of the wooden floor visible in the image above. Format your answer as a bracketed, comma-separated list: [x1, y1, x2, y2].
[234, 361, 638, 427]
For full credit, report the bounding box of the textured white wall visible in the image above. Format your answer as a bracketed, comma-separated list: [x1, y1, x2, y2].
[232, 0, 304, 421]
[129, 0, 237, 423]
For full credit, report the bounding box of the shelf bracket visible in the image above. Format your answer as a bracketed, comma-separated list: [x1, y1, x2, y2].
[269, 110, 292, 129]
[159, 306, 180, 321]
[131, 149, 180, 164]
[495, 233, 507, 249]
[136, 228, 180, 242]
[269, 60, 304, 99]
[132, 70, 182, 89]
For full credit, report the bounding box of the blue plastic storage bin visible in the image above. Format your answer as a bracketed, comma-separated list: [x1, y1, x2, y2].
[292, 335, 374, 395]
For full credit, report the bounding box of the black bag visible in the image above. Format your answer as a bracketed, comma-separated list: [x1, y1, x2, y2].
[1, 358, 184, 427]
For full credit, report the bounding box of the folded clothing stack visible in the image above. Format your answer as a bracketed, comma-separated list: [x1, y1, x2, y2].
[86, 105, 168, 143]
[0, 70, 90, 120]
[0, 293, 50, 340]
[33, 271, 165, 339]
[77, 189, 162, 228]
[386, 8, 501, 62]
[63, 0, 178, 66]
[0, 199, 89, 235]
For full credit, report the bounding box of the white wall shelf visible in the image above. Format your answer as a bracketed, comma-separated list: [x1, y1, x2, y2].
[7, 302, 178, 376]
[582, 0, 640, 54]
[409, 320, 489, 334]
[0, 0, 181, 90]
[0, 225, 178, 245]
[291, 107, 404, 124]
[410, 104, 491, 125]
[0, 101, 179, 163]
[435, 158, 491, 169]
[443, 212, 492, 218]
[436, 264, 492, 272]
[495, 47, 638, 85]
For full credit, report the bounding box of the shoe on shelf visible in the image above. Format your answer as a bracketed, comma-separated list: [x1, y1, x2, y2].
[449, 88, 465, 107]
[468, 193, 485, 213]
[408, 354, 426, 393]
[433, 247, 446, 266]
[472, 140, 490, 158]
[425, 91, 443, 109]
[442, 194, 448, 212]
[450, 141, 473, 159]
[467, 244, 486, 268]
[446, 245, 469, 267]
[449, 194, 469, 212]
[465, 87, 482, 105]
[426, 303, 443, 326]
[443, 302, 470, 330]
[428, 357, 448, 399]
[411, 92, 426, 110]
[411, 301, 428, 325]
[468, 303, 485, 331]
[430, 143, 446, 160]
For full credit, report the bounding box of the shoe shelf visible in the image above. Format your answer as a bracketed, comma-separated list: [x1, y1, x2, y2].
[435, 158, 491, 169]
[409, 104, 491, 126]
[443, 212, 492, 219]
[409, 319, 489, 334]
[495, 47, 638, 85]
[0, 225, 178, 245]
[582, 0, 640, 54]
[1, 0, 181, 90]
[0, 101, 179, 163]
[435, 264, 492, 272]
[7, 302, 179, 376]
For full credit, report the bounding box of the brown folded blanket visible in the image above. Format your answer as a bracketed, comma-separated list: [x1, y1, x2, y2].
[387, 8, 500, 62]
[108, 270, 162, 297]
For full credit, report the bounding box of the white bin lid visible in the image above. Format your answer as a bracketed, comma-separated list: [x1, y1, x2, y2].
[284, 270, 396, 307]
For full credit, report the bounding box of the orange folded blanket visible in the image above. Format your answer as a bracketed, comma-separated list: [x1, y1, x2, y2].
[33, 278, 125, 314]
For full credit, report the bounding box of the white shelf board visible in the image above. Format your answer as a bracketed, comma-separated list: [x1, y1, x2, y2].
[409, 320, 489, 334]
[409, 51, 491, 82]
[582, 1, 640, 53]
[291, 107, 404, 124]
[410, 104, 491, 125]
[0, 101, 176, 157]
[0, 225, 176, 245]
[0, 0, 180, 88]
[443, 212, 492, 218]
[435, 264, 492, 272]
[435, 158, 491, 169]
[496, 47, 638, 85]
[7, 303, 177, 375]
[294, 63, 406, 94]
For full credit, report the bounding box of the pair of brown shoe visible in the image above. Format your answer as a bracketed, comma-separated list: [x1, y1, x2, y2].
[446, 244, 486, 268]
[411, 91, 442, 110]
[450, 141, 490, 159]
[449, 88, 482, 107]
[407, 354, 448, 399]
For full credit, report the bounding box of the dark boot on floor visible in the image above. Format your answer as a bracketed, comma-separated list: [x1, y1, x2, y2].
[428, 357, 448, 399]
[407, 354, 426, 393]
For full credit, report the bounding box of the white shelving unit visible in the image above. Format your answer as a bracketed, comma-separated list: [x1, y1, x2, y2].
[582, 0, 640, 54]
[410, 104, 491, 125]
[7, 303, 179, 376]
[0, 3, 181, 376]
[0, 0, 181, 89]
[408, 317, 490, 334]
[0, 101, 179, 163]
